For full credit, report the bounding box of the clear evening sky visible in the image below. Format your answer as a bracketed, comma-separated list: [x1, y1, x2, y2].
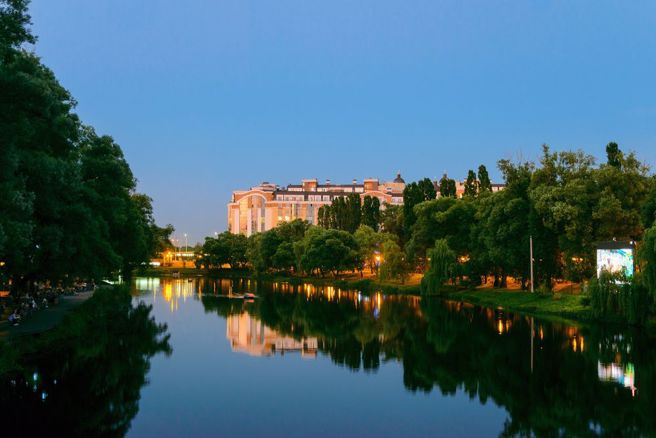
[29, 1, 656, 243]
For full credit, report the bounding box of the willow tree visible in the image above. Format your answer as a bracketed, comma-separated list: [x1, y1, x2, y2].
[420, 239, 456, 295]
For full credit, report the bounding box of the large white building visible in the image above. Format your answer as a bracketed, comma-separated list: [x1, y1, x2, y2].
[227, 173, 505, 236]
[228, 174, 406, 236]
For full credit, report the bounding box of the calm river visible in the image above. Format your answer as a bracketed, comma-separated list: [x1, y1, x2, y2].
[2, 277, 655, 437]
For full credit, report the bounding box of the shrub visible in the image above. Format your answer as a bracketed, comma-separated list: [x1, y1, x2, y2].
[588, 271, 651, 325]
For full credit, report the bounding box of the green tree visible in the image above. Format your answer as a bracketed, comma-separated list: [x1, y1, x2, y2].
[529, 146, 597, 282]
[640, 225, 656, 299]
[345, 193, 362, 233]
[594, 145, 649, 243]
[380, 203, 403, 242]
[361, 196, 381, 231]
[299, 228, 358, 277]
[421, 239, 456, 294]
[379, 240, 410, 283]
[275, 218, 308, 242]
[464, 170, 478, 197]
[478, 165, 492, 192]
[354, 225, 378, 274]
[478, 159, 534, 288]
[606, 141, 622, 168]
[272, 242, 296, 272]
[0, 0, 34, 61]
[0, 2, 170, 290]
[403, 179, 434, 240]
[417, 177, 437, 201]
[354, 225, 395, 274]
[246, 233, 266, 273]
[642, 178, 656, 229]
[406, 197, 475, 264]
[318, 205, 332, 228]
[439, 175, 456, 198]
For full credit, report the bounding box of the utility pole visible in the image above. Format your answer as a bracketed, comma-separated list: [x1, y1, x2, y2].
[530, 235, 535, 293]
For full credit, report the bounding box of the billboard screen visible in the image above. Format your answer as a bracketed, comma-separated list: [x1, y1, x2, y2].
[596, 248, 634, 278]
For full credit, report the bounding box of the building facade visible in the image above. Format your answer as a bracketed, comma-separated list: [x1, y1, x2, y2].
[227, 174, 505, 236]
[228, 174, 406, 236]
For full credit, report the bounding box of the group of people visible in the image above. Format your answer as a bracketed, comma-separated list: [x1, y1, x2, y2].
[2, 281, 96, 327]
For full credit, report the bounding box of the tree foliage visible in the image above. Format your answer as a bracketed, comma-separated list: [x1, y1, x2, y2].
[464, 170, 478, 197]
[421, 239, 456, 294]
[0, 1, 171, 290]
[478, 165, 492, 192]
[438, 175, 456, 198]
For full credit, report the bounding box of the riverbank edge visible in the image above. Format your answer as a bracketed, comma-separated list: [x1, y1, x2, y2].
[138, 267, 656, 328]
[138, 267, 423, 295]
[443, 289, 592, 325]
[0, 291, 96, 340]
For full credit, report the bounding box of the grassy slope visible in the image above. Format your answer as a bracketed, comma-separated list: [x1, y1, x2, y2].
[448, 288, 591, 322]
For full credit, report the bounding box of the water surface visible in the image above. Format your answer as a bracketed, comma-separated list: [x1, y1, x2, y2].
[2, 277, 654, 437]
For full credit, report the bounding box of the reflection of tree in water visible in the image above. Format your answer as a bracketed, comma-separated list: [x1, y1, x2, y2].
[0, 287, 171, 437]
[202, 284, 656, 437]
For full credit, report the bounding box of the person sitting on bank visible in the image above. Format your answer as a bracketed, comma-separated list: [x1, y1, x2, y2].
[8, 309, 21, 326]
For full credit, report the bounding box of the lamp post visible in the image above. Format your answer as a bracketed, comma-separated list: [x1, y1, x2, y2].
[184, 233, 188, 253]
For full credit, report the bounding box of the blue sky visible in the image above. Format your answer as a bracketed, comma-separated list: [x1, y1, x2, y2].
[29, 0, 656, 243]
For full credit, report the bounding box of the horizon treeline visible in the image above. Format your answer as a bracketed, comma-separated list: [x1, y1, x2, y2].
[0, 1, 173, 292]
[198, 143, 656, 292]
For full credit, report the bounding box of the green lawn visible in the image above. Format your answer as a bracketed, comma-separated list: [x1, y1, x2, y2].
[449, 288, 591, 322]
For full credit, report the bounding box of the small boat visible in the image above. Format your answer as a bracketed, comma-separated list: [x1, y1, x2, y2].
[214, 293, 257, 300]
[215, 293, 244, 299]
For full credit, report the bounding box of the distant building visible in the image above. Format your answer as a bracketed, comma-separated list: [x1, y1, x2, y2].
[228, 174, 406, 236]
[227, 173, 505, 236]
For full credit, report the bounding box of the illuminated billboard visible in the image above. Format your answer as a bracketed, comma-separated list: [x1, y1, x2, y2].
[596, 247, 634, 278]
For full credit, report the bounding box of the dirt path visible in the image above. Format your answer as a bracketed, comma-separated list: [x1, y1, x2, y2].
[0, 291, 94, 339]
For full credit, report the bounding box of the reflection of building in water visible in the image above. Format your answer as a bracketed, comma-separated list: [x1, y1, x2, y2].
[226, 312, 318, 358]
[598, 362, 637, 397]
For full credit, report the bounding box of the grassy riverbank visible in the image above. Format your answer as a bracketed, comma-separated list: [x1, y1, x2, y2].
[446, 288, 591, 322]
